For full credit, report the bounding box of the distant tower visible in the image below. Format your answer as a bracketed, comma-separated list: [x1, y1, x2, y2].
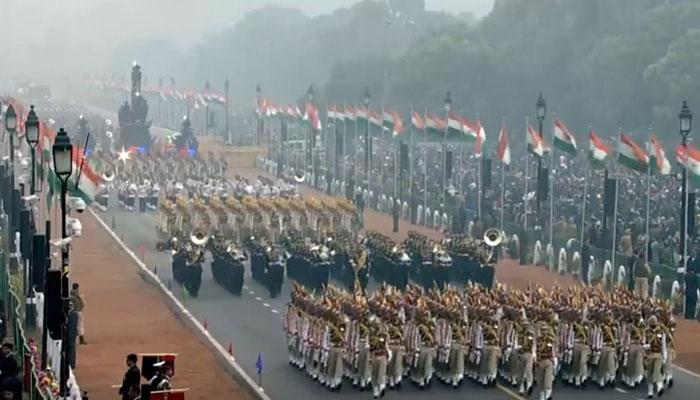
[118, 62, 152, 150]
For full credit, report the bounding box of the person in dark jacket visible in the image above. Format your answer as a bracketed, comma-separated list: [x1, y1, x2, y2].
[0, 344, 18, 378]
[119, 354, 141, 400]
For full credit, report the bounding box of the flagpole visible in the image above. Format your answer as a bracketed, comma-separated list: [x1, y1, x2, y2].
[478, 151, 482, 220]
[524, 117, 530, 230]
[326, 105, 332, 194]
[354, 103, 360, 198]
[381, 105, 386, 200]
[645, 128, 652, 263]
[343, 102, 348, 199]
[611, 135, 620, 274]
[549, 116, 556, 249]
[579, 127, 591, 258]
[500, 118, 506, 238]
[408, 106, 414, 218]
[423, 106, 428, 218]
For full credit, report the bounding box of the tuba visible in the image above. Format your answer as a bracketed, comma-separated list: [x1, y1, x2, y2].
[191, 229, 209, 247]
[482, 228, 505, 264]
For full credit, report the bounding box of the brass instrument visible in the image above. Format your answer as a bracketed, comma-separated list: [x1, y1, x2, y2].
[482, 228, 505, 264]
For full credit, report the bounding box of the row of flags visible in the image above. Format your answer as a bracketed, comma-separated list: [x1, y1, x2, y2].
[91, 80, 227, 108]
[256, 95, 700, 181]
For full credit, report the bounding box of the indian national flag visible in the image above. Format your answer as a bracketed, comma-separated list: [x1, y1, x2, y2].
[447, 112, 463, 141]
[681, 144, 700, 181]
[335, 105, 345, 122]
[527, 125, 545, 157]
[355, 107, 369, 123]
[649, 134, 671, 175]
[383, 109, 395, 131]
[305, 102, 322, 131]
[411, 111, 425, 130]
[617, 133, 648, 173]
[426, 113, 446, 139]
[589, 129, 611, 165]
[345, 105, 356, 122]
[497, 122, 511, 166]
[327, 106, 337, 120]
[369, 111, 383, 129]
[390, 111, 404, 139]
[553, 118, 577, 156]
[461, 117, 479, 143]
[48, 147, 104, 204]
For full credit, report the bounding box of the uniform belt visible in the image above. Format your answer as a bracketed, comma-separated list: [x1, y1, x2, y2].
[373, 350, 387, 357]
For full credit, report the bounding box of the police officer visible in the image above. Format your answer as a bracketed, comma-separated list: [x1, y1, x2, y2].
[645, 315, 666, 399]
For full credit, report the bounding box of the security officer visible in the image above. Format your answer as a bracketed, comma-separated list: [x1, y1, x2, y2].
[645, 315, 666, 399]
[535, 316, 556, 400]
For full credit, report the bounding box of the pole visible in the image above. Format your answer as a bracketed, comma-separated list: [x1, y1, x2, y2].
[354, 104, 359, 197]
[30, 147, 36, 195]
[477, 155, 482, 220]
[343, 103, 348, 198]
[682, 139, 689, 273]
[59, 181, 70, 397]
[537, 117, 543, 226]
[611, 138, 619, 273]
[393, 138, 399, 233]
[365, 106, 371, 191]
[41, 219, 51, 369]
[408, 106, 414, 219]
[500, 154, 506, 235]
[442, 111, 448, 214]
[524, 117, 530, 230]
[225, 81, 230, 144]
[423, 106, 428, 216]
[579, 156, 589, 256]
[645, 128, 652, 262]
[549, 117, 555, 248]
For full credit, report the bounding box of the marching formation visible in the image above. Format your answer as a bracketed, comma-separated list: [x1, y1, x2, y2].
[284, 282, 676, 400]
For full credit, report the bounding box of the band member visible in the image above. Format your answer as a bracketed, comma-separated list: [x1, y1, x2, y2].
[479, 314, 501, 387]
[369, 317, 389, 399]
[596, 311, 617, 388]
[645, 315, 666, 399]
[535, 317, 557, 400]
[386, 313, 405, 390]
[323, 313, 345, 392]
[624, 311, 646, 388]
[517, 312, 535, 395]
[571, 312, 591, 387]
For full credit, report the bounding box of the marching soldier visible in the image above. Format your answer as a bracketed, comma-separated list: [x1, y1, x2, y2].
[369, 316, 389, 398]
[645, 315, 667, 399]
[386, 312, 405, 390]
[571, 310, 591, 387]
[535, 316, 557, 400]
[479, 313, 501, 387]
[516, 310, 536, 395]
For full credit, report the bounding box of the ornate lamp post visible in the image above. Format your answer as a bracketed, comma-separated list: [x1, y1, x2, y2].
[52, 128, 73, 397]
[308, 85, 315, 186]
[5, 104, 17, 163]
[679, 101, 692, 272]
[25, 106, 40, 194]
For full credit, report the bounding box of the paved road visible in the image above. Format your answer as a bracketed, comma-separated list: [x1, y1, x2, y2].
[89, 194, 700, 400]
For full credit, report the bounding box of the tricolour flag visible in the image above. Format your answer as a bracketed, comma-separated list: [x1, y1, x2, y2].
[411, 111, 425, 130]
[527, 125, 545, 157]
[681, 144, 700, 181]
[426, 113, 446, 140]
[369, 111, 383, 130]
[355, 107, 369, 124]
[383, 108, 395, 131]
[589, 129, 611, 165]
[446, 112, 463, 141]
[461, 117, 479, 143]
[305, 102, 322, 131]
[649, 134, 671, 175]
[390, 111, 404, 139]
[497, 122, 511, 166]
[617, 133, 648, 173]
[327, 105, 336, 120]
[553, 118, 577, 156]
[335, 105, 345, 122]
[47, 146, 104, 204]
[345, 105, 356, 122]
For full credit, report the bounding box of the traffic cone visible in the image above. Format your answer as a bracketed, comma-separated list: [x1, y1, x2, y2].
[228, 342, 233, 356]
[153, 265, 158, 275]
[203, 318, 208, 330]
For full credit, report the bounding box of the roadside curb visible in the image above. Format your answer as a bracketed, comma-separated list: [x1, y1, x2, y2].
[88, 207, 272, 400]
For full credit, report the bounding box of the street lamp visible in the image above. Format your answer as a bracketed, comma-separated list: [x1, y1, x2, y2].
[363, 87, 371, 190]
[256, 84, 262, 146]
[5, 104, 17, 163]
[52, 128, 73, 398]
[679, 101, 692, 284]
[535, 93, 547, 221]
[444, 91, 453, 114]
[25, 106, 40, 195]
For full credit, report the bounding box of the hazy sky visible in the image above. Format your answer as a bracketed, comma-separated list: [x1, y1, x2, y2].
[0, 0, 494, 85]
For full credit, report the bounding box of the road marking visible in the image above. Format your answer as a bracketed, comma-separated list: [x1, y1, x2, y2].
[271, 309, 279, 314]
[675, 364, 700, 379]
[496, 384, 525, 400]
[262, 303, 270, 308]
[615, 387, 628, 393]
[255, 296, 262, 301]
[243, 285, 249, 290]
[248, 291, 255, 295]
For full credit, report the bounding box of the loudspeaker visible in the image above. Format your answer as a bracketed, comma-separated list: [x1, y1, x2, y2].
[400, 143, 409, 171]
[604, 177, 617, 220]
[45, 270, 62, 339]
[482, 158, 492, 190]
[446, 151, 453, 180]
[32, 235, 46, 291]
